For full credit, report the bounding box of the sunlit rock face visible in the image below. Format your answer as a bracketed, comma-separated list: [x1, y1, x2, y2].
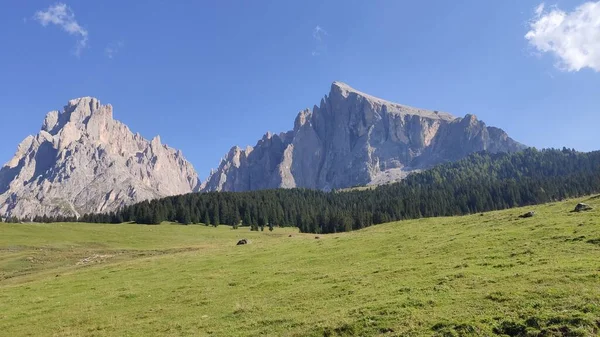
[201, 82, 525, 192]
[0, 97, 200, 218]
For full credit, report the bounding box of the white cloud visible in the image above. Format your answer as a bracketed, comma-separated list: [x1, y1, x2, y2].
[534, 3, 545, 16]
[34, 3, 88, 56]
[313, 25, 327, 41]
[105, 41, 124, 59]
[312, 25, 328, 57]
[525, 1, 600, 72]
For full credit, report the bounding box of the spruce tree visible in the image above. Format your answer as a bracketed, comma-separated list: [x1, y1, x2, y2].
[212, 213, 220, 227]
[203, 211, 210, 226]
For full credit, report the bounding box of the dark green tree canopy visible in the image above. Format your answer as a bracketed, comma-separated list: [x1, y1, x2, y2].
[36, 149, 600, 234]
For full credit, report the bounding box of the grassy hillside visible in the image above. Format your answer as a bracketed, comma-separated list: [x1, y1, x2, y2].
[1, 196, 600, 336]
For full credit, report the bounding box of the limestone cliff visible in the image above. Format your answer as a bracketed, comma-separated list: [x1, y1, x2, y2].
[0, 97, 200, 218]
[201, 82, 525, 192]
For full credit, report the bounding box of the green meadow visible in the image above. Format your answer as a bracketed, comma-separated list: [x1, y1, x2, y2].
[1, 196, 599, 336]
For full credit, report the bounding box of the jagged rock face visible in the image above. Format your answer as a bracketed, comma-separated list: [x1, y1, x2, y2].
[201, 82, 525, 192]
[0, 97, 200, 218]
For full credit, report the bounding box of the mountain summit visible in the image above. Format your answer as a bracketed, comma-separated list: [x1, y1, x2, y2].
[0, 97, 200, 218]
[201, 82, 525, 192]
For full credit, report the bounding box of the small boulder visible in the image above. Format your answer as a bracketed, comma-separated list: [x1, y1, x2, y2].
[574, 203, 593, 212]
[519, 211, 535, 218]
[288, 234, 293, 237]
[236, 239, 248, 246]
[315, 236, 320, 239]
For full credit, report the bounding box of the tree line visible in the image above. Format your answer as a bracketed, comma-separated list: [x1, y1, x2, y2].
[6, 148, 600, 233]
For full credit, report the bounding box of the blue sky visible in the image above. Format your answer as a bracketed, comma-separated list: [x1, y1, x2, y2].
[1, 0, 599, 180]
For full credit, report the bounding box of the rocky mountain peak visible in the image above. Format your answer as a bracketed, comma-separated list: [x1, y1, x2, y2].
[330, 81, 354, 97]
[201, 82, 526, 192]
[0, 98, 200, 218]
[66, 96, 101, 114]
[326, 81, 455, 122]
[151, 135, 162, 147]
[330, 81, 381, 100]
[293, 109, 312, 131]
[42, 97, 114, 137]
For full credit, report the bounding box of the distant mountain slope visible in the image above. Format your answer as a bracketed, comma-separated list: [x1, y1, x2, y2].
[202, 82, 525, 192]
[0, 97, 200, 218]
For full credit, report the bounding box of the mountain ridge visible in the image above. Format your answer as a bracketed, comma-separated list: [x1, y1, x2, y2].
[201, 82, 525, 192]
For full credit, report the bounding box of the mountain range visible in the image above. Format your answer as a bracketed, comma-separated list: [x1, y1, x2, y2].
[0, 82, 525, 218]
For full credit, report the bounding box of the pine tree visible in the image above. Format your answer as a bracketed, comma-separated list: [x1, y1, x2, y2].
[212, 212, 220, 227]
[203, 211, 210, 226]
[234, 211, 241, 228]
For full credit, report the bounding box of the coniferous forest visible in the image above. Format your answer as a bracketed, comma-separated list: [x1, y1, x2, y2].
[20, 148, 600, 233]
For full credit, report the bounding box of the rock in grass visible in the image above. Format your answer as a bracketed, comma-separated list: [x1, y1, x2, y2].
[236, 239, 248, 246]
[519, 211, 535, 218]
[574, 203, 593, 212]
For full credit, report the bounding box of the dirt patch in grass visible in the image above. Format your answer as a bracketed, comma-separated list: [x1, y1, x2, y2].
[76, 254, 115, 265]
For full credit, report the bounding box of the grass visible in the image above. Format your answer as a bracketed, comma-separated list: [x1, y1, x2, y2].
[1, 196, 600, 336]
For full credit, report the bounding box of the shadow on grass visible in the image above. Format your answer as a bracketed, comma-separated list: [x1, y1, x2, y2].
[492, 315, 599, 337]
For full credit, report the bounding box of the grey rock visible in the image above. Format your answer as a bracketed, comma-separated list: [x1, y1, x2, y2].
[0, 97, 200, 219]
[574, 203, 592, 212]
[519, 211, 535, 218]
[201, 82, 526, 192]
